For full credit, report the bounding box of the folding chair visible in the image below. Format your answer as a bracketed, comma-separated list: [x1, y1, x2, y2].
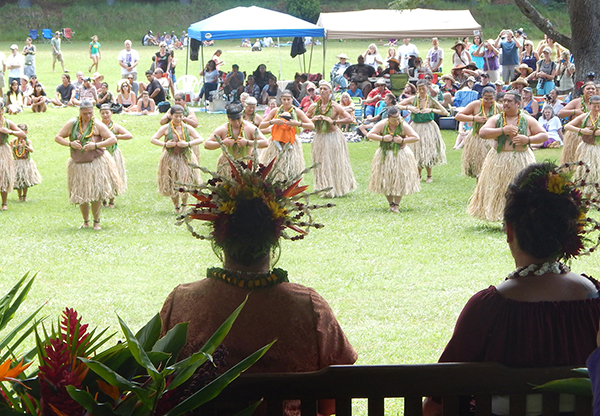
[389, 73, 409, 98]
[352, 96, 363, 123]
[174, 75, 199, 102]
[42, 29, 52, 44]
[62, 28, 74, 43]
[29, 29, 39, 42]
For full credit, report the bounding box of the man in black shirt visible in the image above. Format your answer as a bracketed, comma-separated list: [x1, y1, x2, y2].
[143, 69, 166, 104]
[343, 55, 376, 96]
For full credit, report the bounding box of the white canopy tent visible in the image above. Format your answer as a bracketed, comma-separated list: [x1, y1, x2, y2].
[317, 8, 481, 39]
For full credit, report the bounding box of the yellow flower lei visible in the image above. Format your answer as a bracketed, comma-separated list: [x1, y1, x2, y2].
[78, 116, 94, 140]
[13, 138, 27, 158]
[170, 121, 185, 143]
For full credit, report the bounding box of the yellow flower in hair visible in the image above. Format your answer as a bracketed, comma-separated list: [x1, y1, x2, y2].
[547, 173, 567, 195]
[219, 200, 236, 214]
[268, 200, 287, 219]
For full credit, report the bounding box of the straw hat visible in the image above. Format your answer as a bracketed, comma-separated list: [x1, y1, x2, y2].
[336, 53, 349, 60]
[92, 72, 104, 81]
[441, 74, 456, 83]
[516, 63, 533, 75]
[465, 61, 478, 70]
[511, 77, 529, 88]
[451, 41, 466, 51]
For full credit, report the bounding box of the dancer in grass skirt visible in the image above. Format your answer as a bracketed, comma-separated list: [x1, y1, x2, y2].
[306, 81, 357, 197]
[399, 79, 449, 183]
[99, 104, 133, 208]
[151, 104, 203, 214]
[565, 95, 600, 196]
[455, 87, 500, 179]
[468, 90, 548, 222]
[54, 100, 124, 230]
[259, 90, 314, 182]
[205, 102, 268, 177]
[366, 106, 420, 212]
[559, 82, 596, 165]
[11, 124, 41, 202]
[0, 102, 25, 211]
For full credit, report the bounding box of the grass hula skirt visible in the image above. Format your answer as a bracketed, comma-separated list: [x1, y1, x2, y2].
[574, 142, 600, 196]
[158, 149, 201, 198]
[67, 151, 124, 204]
[0, 143, 15, 193]
[14, 159, 41, 189]
[259, 139, 305, 182]
[311, 129, 358, 198]
[368, 146, 420, 196]
[408, 121, 447, 168]
[111, 147, 127, 192]
[468, 148, 535, 221]
[560, 130, 582, 165]
[461, 130, 491, 178]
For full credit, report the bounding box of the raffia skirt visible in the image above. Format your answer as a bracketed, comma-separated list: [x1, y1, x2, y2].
[67, 152, 124, 204]
[408, 121, 447, 168]
[158, 150, 201, 198]
[0, 143, 14, 193]
[574, 142, 600, 196]
[311, 129, 357, 198]
[461, 130, 491, 178]
[560, 130, 581, 165]
[368, 147, 420, 196]
[259, 139, 305, 182]
[468, 149, 535, 222]
[14, 159, 41, 189]
[111, 148, 127, 192]
[216, 153, 233, 178]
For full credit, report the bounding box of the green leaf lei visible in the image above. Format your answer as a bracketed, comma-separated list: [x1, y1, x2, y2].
[380, 120, 404, 159]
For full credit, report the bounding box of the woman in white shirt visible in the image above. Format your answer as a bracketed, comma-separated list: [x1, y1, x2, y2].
[533, 105, 563, 149]
[363, 43, 383, 71]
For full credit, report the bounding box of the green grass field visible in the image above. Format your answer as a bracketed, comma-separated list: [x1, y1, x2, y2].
[1, 39, 597, 372]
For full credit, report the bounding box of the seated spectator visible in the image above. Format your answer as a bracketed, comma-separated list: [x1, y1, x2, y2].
[136, 90, 156, 115]
[160, 159, 357, 416]
[346, 81, 363, 99]
[96, 82, 114, 108]
[331, 53, 351, 91]
[452, 77, 478, 109]
[72, 77, 97, 106]
[92, 72, 104, 92]
[30, 83, 47, 113]
[358, 93, 396, 137]
[380, 58, 401, 77]
[363, 78, 392, 117]
[510, 77, 528, 94]
[300, 82, 318, 112]
[195, 60, 219, 103]
[5, 80, 23, 114]
[544, 88, 564, 116]
[521, 87, 539, 118]
[263, 98, 277, 116]
[362, 43, 383, 71]
[142, 70, 166, 105]
[154, 68, 173, 99]
[534, 105, 563, 149]
[344, 55, 376, 97]
[143, 31, 158, 46]
[260, 76, 280, 105]
[423, 162, 600, 416]
[253, 63, 274, 92]
[51, 73, 76, 107]
[241, 38, 251, 47]
[72, 71, 85, 90]
[19, 76, 33, 106]
[223, 64, 245, 100]
[117, 81, 137, 112]
[409, 57, 432, 78]
[338, 92, 356, 131]
[244, 75, 261, 102]
[473, 72, 492, 97]
[285, 72, 303, 100]
[451, 66, 468, 86]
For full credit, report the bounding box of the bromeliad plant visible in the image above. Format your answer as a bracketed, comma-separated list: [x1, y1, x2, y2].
[0, 273, 272, 416]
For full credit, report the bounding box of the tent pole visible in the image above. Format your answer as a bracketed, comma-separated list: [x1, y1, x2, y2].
[308, 42, 314, 74]
[200, 42, 205, 105]
[322, 36, 326, 79]
[277, 37, 282, 80]
[185, 38, 189, 75]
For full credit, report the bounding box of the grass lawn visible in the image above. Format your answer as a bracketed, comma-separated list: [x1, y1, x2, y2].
[1, 39, 597, 371]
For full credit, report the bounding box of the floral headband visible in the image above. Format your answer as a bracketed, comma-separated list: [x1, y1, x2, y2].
[518, 162, 600, 260]
[176, 141, 333, 245]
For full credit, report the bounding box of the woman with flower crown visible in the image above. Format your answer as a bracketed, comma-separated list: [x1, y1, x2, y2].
[0, 102, 25, 211]
[151, 104, 203, 214]
[259, 90, 314, 182]
[559, 81, 596, 165]
[565, 95, 600, 195]
[424, 162, 600, 416]
[205, 102, 268, 177]
[398, 79, 449, 183]
[455, 86, 501, 179]
[468, 90, 548, 222]
[306, 80, 357, 197]
[54, 100, 123, 229]
[161, 152, 357, 415]
[367, 106, 420, 212]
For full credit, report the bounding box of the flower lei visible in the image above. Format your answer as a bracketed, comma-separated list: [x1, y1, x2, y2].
[314, 97, 333, 133]
[505, 261, 570, 280]
[13, 137, 28, 158]
[175, 140, 334, 244]
[496, 110, 524, 153]
[518, 162, 600, 261]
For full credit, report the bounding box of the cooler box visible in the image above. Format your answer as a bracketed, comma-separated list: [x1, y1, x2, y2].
[439, 117, 458, 130]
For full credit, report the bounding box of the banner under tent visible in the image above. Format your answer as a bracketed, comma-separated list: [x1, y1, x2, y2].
[317, 8, 482, 39]
[186, 6, 326, 98]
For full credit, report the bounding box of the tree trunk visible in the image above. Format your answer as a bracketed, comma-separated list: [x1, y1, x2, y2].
[514, 0, 600, 84]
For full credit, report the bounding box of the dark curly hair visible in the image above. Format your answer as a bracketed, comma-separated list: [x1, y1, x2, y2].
[504, 163, 581, 260]
[214, 197, 279, 266]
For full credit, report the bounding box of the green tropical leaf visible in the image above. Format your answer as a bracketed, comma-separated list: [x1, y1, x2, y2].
[534, 378, 592, 396]
[234, 399, 264, 416]
[152, 322, 188, 361]
[135, 313, 162, 351]
[164, 340, 275, 416]
[66, 386, 119, 416]
[0, 273, 36, 332]
[117, 315, 160, 380]
[0, 304, 44, 356]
